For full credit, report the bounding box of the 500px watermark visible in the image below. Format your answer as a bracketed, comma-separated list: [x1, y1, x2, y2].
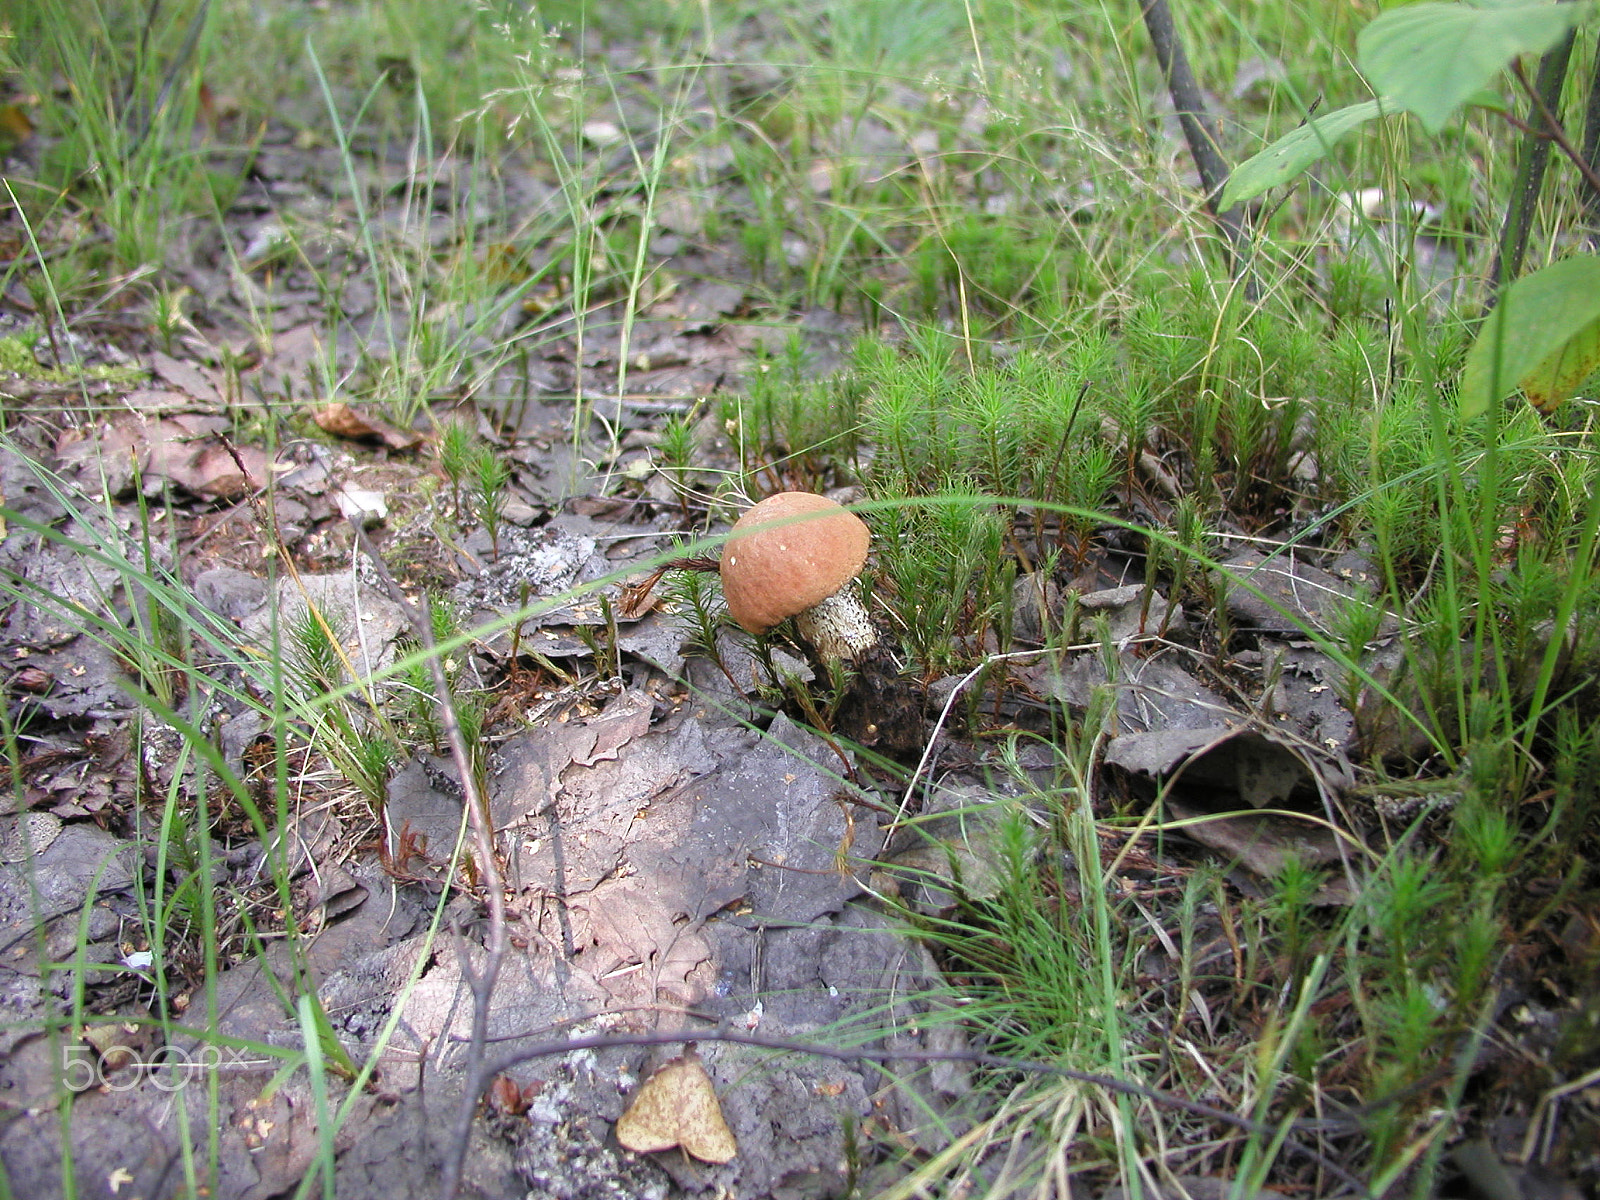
[62, 1043, 272, 1092]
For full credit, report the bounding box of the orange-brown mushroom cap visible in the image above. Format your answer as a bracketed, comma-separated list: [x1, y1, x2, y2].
[720, 492, 870, 635]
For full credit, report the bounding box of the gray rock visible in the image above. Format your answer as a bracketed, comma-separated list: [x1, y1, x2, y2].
[193, 566, 268, 621]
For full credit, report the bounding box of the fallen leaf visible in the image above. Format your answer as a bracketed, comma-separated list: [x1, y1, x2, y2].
[1104, 726, 1344, 809]
[53, 414, 267, 499]
[150, 351, 224, 408]
[568, 879, 714, 1005]
[573, 687, 653, 766]
[10, 666, 52, 694]
[1451, 1138, 1584, 1200]
[1106, 726, 1357, 903]
[0, 811, 63, 861]
[1162, 797, 1354, 904]
[616, 1052, 737, 1163]
[489, 1072, 534, 1116]
[0, 104, 34, 146]
[311, 401, 423, 451]
[81, 1020, 142, 1072]
[164, 441, 265, 499]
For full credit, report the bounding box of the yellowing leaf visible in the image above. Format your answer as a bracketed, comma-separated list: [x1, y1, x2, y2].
[1460, 255, 1600, 418]
[1520, 313, 1600, 415]
[615, 1054, 737, 1164]
[0, 104, 34, 147]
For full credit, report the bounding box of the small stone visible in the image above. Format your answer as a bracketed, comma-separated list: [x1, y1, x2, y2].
[502, 500, 539, 527]
[193, 567, 268, 621]
[0, 811, 62, 862]
[334, 487, 388, 527]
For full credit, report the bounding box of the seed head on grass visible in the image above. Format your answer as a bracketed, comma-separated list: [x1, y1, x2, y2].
[148, 284, 193, 355]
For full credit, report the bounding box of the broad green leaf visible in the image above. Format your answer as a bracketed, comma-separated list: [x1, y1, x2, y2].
[1519, 314, 1600, 413]
[1459, 255, 1600, 417]
[1219, 101, 1387, 209]
[1358, 1, 1591, 134]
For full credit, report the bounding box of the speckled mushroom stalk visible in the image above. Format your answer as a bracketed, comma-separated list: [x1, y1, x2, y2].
[719, 492, 877, 663]
[791, 583, 876, 662]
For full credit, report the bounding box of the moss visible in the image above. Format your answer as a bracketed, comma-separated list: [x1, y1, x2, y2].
[0, 335, 39, 375]
[0, 332, 145, 386]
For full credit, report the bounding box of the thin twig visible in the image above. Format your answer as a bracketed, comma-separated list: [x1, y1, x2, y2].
[1583, 44, 1600, 247]
[1508, 58, 1600, 204]
[346, 520, 507, 1200]
[471, 1025, 1377, 1198]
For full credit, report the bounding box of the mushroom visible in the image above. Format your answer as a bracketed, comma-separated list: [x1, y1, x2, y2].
[720, 491, 877, 662]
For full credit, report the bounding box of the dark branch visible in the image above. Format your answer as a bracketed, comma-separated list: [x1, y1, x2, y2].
[1491, 38, 1578, 297]
[1585, 40, 1600, 248]
[1139, 0, 1251, 278]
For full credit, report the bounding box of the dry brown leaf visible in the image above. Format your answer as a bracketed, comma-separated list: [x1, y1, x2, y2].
[310, 402, 423, 451]
[616, 1053, 737, 1163]
[166, 442, 265, 499]
[150, 351, 224, 408]
[487, 1073, 539, 1116]
[0, 104, 34, 147]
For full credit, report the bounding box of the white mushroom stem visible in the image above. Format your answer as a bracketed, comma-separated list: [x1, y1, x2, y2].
[793, 581, 877, 663]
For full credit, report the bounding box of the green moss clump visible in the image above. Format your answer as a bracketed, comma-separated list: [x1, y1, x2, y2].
[0, 332, 145, 386]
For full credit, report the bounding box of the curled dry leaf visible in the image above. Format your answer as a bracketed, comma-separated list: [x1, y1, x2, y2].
[488, 1073, 539, 1116]
[311, 401, 424, 451]
[615, 1053, 737, 1164]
